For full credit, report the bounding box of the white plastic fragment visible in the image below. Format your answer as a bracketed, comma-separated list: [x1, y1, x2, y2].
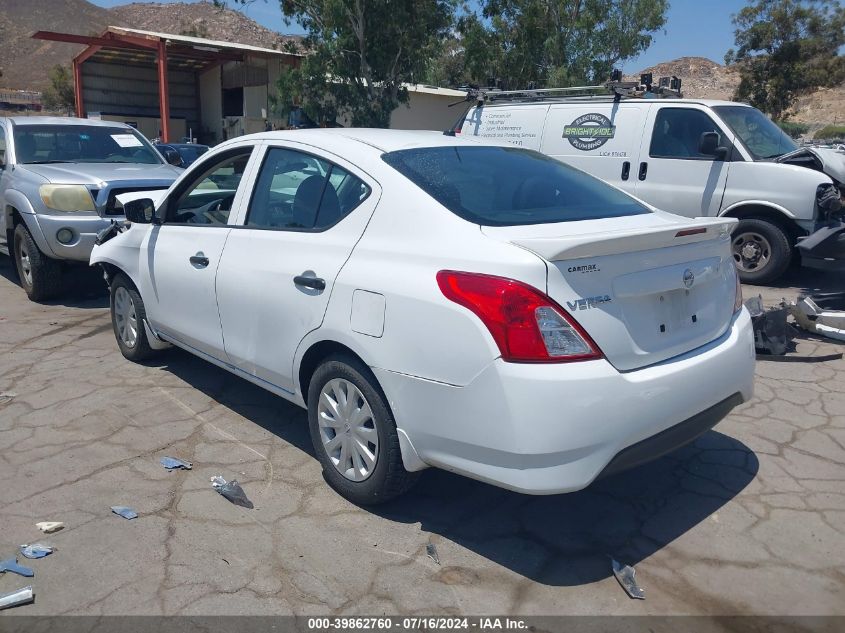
[35, 522, 64, 534]
[0, 585, 34, 610]
[611, 559, 645, 600]
[0, 392, 16, 405]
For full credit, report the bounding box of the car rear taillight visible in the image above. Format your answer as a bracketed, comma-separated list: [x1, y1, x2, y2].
[436, 271, 603, 363]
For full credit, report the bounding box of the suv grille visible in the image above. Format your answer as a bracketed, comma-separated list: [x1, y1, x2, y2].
[106, 187, 165, 216]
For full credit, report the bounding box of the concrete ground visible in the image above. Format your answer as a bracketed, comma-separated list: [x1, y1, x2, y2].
[0, 257, 843, 617]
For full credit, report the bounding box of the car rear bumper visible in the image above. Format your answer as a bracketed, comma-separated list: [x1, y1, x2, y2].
[374, 308, 755, 495]
[34, 213, 116, 262]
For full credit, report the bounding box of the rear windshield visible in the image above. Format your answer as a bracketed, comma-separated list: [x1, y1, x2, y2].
[382, 146, 649, 226]
[13, 125, 162, 165]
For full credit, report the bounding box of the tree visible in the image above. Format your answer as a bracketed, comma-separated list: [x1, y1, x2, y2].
[237, 0, 457, 127]
[458, 0, 669, 90]
[777, 120, 810, 137]
[725, 0, 845, 120]
[41, 65, 75, 113]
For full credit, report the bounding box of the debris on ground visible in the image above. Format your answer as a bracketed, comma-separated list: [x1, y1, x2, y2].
[426, 543, 440, 565]
[0, 586, 34, 610]
[0, 558, 34, 577]
[111, 506, 138, 520]
[745, 296, 793, 355]
[611, 558, 645, 600]
[160, 456, 193, 470]
[210, 476, 253, 509]
[0, 392, 15, 405]
[791, 293, 845, 343]
[18, 544, 53, 560]
[35, 522, 64, 534]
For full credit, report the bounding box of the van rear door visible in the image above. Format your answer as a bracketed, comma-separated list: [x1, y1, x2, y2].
[459, 105, 549, 151]
[540, 102, 652, 195]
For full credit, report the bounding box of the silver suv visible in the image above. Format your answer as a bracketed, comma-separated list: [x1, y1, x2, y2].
[0, 117, 182, 300]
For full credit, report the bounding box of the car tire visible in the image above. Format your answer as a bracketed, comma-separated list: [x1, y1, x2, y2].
[110, 274, 156, 362]
[731, 218, 792, 285]
[307, 355, 419, 505]
[13, 223, 62, 301]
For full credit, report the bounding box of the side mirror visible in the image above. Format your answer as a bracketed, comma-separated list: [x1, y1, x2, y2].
[124, 198, 156, 224]
[163, 148, 184, 167]
[699, 132, 729, 160]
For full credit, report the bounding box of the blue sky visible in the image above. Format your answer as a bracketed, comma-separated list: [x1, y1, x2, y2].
[90, 0, 746, 71]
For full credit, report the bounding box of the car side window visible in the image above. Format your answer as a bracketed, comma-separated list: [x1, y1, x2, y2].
[650, 108, 723, 160]
[166, 149, 252, 225]
[247, 147, 370, 230]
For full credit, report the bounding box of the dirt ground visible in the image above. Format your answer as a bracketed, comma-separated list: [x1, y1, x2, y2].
[0, 258, 843, 618]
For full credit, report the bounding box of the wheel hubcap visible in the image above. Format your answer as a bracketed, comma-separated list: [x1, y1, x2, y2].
[732, 231, 771, 272]
[113, 287, 138, 348]
[317, 378, 378, 482]
[16, 241, 32, 286]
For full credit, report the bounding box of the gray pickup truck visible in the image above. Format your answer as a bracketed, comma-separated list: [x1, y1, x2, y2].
[0, 117, 182, 300]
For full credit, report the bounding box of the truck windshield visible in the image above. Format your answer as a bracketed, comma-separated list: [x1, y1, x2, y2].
[382, 145, 649, 226]
[13, 125, 162, 165]
[713, 106, 798, 160]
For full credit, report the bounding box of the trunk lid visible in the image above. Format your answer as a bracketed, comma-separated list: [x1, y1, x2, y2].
[482, 212, 739, 371]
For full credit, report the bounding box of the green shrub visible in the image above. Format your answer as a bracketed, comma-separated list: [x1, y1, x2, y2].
[814, 125, 845, 140]
[777, 121, 810, 138]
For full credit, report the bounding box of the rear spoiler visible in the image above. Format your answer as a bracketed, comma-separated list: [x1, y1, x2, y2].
[510, 218, 738, 262]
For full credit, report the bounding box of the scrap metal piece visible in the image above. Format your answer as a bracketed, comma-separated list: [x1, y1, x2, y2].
[0, 558, 34, 577]
[160, 456, 193, 470]
[35, 521, 64, 534]
[426, 543, 440, 565]
[745, 296, 792, 355]
[0, 392, 16, 405]
[0, 586, 34, 610]
[210, 476, 253, 509]
[791, 293, 845, 342]
[111, 506, 138, 520]
[19, 544, 53, 560]
[611, 559, 645, 600]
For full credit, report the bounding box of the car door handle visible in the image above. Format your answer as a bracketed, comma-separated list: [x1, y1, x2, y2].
[294, 275, 326, 291]
[621, 161, 631, 181]
[189, 253, 209, 268]
[638, 161, 648, 181]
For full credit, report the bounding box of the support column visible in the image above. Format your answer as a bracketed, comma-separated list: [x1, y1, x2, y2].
[157, 40, 171, 142]
[72, 60, 84, 118]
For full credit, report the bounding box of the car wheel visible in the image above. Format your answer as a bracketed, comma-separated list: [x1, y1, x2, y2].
[13, 223, 62, 301]
[110, 274, 156, 361]
[731, 218, 792, 285]
[307, 355, 419, 505]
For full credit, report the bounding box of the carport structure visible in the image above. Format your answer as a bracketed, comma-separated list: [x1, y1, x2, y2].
[32, 27, 301, 143]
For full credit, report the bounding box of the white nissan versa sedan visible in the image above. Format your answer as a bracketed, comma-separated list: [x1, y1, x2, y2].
[90, 129, 755, 505]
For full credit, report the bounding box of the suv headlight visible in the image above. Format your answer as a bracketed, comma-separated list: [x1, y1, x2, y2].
[39, 185, 96, 212]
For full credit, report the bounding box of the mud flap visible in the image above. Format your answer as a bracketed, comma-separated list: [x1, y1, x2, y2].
[797, 221, 845, 271]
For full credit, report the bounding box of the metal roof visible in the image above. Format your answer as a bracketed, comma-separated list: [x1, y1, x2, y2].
[106, 26, 302, 58]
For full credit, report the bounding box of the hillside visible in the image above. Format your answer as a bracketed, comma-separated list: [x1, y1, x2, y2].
[628, 56, 844, 130]
[0, 0, 301, 92]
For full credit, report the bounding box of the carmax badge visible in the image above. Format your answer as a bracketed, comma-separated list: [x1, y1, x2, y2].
[563, 113, 616, 151]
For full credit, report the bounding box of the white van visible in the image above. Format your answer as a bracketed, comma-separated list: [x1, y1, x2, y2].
[457, 95, 845, 283]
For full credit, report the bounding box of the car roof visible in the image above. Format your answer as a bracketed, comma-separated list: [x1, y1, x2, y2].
[6, 116, 134, 128]
[239, 128, 488, 154]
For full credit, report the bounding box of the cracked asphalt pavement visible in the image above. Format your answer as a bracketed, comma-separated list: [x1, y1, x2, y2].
[0, 258, 844, 616]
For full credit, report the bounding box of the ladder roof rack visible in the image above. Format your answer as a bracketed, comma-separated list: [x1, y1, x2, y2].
[459, 78, 683, 106]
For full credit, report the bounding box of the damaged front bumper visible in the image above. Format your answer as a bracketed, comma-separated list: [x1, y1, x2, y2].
[797, 220, 845, 271]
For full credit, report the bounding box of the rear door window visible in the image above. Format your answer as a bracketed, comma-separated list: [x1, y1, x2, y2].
[382, 145, 649, 226]
[246, 147, 370, 230]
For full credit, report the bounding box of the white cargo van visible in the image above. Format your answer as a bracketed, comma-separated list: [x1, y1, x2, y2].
[457, 93, 845, 283]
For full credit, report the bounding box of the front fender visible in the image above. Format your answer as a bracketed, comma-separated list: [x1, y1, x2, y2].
[89, 224, 148, 292]
[4, 190, 56, 257]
